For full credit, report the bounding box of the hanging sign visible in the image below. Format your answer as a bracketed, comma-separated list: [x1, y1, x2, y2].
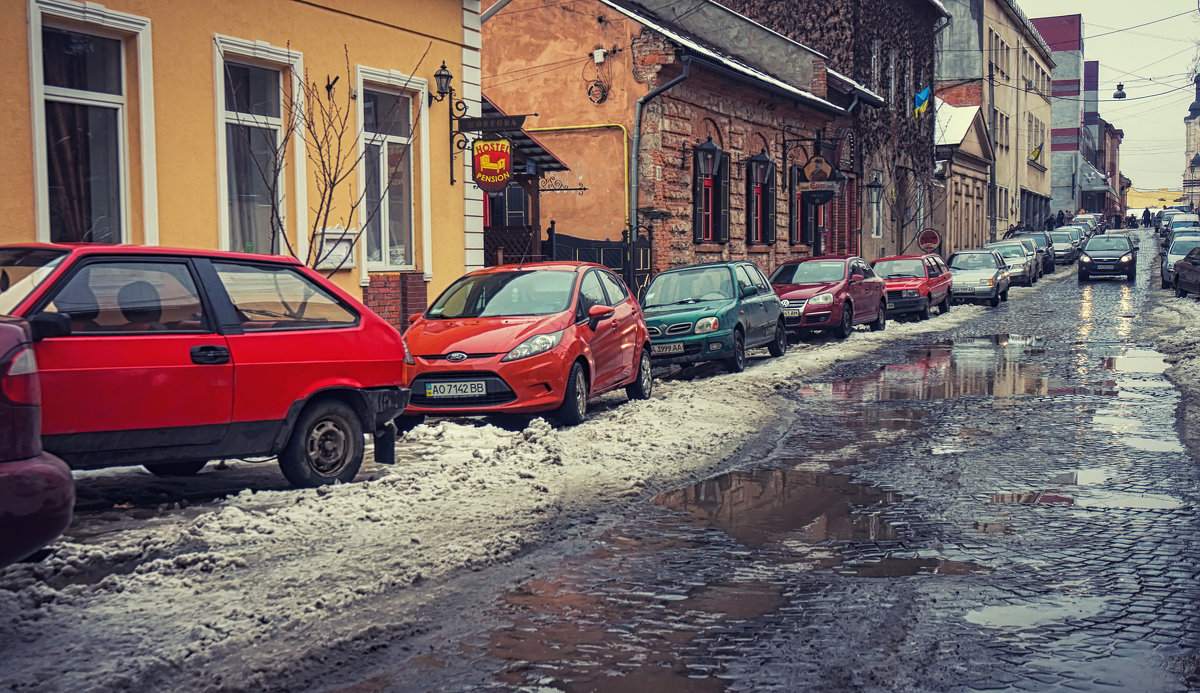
[472, 138, 512, 194]
[794, 155, 843, 205]
[917, 228, 942, 252]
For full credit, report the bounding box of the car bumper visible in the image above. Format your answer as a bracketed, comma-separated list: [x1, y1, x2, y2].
[950, 284, 1000, 300]
[363, 387, 412, 432]
[1163, 266, 1175, 282]
[884, 295, 927, 315]
[647, 328, 735, 365]
[0, 451, 74, 567]
[1079, 260, 1134, 275]
[405, 349, 574, 416]
[782, 302, 838, 331]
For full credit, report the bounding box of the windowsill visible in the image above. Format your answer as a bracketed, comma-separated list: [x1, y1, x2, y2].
[366, 264, 419, 274]
[1027, 160, 1047, 172]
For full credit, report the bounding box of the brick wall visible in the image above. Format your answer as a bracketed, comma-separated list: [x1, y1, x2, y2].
[363, 272, 427, 331]
[937, 80, 985, 108]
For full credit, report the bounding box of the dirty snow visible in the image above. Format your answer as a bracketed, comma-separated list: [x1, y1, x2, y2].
[0, 280, 1076, 692]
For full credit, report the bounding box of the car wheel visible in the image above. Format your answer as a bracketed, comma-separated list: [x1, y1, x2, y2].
[917, 299, 931, 321]
[869, 301, 887, 331]
[1001, 288, 1009, 301]
[940, 294, 952, 314]
[1127, 271, 1136, 282]
[625, 347, 653, 401]
[280, 399, 364, 487]
[1046, 263, 1055, 274]
[1162, 277, 1171, 290]
[555, 362, 589, 425]
[725, 329, 746, 373]
[1176, 279, 1188, 298]
[988, 294, 1000, 307]
[833, 305, 853, 339]
[1078, 272, 1089, 282]
[767, 320, 788, 357]
[144, 461, 207, 477]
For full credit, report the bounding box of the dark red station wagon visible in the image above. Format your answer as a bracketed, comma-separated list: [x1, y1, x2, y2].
[0, 244, 412, 487]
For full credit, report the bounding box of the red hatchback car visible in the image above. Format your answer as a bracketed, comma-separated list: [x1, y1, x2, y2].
[0, 315, 73, 568]
[871, 254, 954, 320]
[0, 244, 411, 487]
[769, 256, 887, 338]
[404, 262, 652, 425]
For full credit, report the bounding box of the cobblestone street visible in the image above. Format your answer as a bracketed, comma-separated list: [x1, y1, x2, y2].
[353, 229, 1200, 692]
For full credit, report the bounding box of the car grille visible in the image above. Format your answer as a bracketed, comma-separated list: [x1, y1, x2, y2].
[419, 353, 501, 361]
[665, 322, 693, 336]
[886, 290, 909, 300]
[409, 370, 516, 407]
[647, 325, 661, 337]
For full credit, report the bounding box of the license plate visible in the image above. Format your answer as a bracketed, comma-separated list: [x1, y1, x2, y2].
[953, 287, 972, 294]
[783, 308, 801, 318]
[651, 342, 685, 355]
[425, 381, 486, 398]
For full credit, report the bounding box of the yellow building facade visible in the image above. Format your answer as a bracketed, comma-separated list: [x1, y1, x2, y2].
[4, 0, 483, 325]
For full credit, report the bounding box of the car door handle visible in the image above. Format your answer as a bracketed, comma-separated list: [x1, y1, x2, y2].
[190, 345, 230, 365]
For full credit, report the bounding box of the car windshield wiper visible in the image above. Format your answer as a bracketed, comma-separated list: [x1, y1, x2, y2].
[885, 273, 920, 279]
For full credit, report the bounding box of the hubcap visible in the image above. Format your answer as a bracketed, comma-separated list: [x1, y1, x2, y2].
[574, 371, 587, 416]
[640, 354, 651, 390]
[306, 419, 349, 475]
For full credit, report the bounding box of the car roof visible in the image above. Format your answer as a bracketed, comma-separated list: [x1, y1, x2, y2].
[464, 261, 606, 275]
[658, 261, 745, 272]
[0, 242, 306, 265]
[776, 255, 855, 265]
[873, 254, 937, 263]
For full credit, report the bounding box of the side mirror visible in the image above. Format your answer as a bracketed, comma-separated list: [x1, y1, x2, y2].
[741, 285, 758, 298]
[29, 312, 71, 341]
[586, 303, 614, 330]
[407, 312, 422, 324]
[850, 274, 864, 283]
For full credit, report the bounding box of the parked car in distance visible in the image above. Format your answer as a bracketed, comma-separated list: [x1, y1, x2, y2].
[1049, 231, 1078, 263]
[1078, 235, 1136, 281]
[1009, 236, 1045, 279]
[871, 254, 953, 320]
[770, 256, 886, 339]
[640, 261, 785, 372]
[1173, 246, 1200, 297]
[1162, 217, 1200, 249]
[1063, 225, 1086, 248]
[984, 242, 1036, 286]
[0, 315, 73, 568]
[404, 262, 651, 426]
[947, 250, 1010, 307]
[1015, 232, 1057, 274]
[0, 243, 412, 488]
[1162, 236, 1200, 289]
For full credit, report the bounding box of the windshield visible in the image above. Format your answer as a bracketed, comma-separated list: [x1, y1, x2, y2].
[872, 258, 925, 279]
[948, 253, 996, 270]
[1169, 238, 1200, 256]
[0, 248, 69, 314]
[987, 245, 1025, 259]
[1083, 236, 1130, 252]
[643, 266, 734, 307]
[427, 270, 576, 319]
[1020, 235, 1049, 248]
[1171, 222, 1199, 230]
[1068, 228, 1082, 239]
[771, 260, 846, 284]
[1050, 232, 1072, 243]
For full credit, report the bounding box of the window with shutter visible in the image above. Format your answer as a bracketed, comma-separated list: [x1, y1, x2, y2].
[716, 153, 730, 243]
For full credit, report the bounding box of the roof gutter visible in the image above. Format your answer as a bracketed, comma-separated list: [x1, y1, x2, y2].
[629, 55, 693, 289]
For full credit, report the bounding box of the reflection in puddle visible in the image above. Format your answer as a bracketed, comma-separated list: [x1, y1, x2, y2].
[992, 489, 1183, 510]
[1049, 468, 1112, 486]
[992, 491, 1076, 505]
[973, 521, 1011, 534]
[1102, 349, 1169, 374]
[965, 596, 1110, 628]
[1120, 437, 1185, 453]
[840, 558, 990, 577]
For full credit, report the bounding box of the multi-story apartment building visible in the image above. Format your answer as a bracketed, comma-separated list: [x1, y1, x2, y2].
[938, 0, 1055, 239]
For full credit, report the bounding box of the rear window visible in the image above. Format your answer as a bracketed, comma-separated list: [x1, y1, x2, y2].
[214, 262, 358, 330]
[0, 248, 68, 314]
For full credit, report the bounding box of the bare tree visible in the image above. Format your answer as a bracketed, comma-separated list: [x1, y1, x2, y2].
[883, 164, 945, 253]
[221, 41, 431, 275]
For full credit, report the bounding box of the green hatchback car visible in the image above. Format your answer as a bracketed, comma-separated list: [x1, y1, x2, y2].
[640, 261, 787, 373]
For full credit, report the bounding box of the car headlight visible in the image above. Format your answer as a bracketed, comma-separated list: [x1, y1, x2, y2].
[694, 317, 719, 334]
[502, 329, 565, 362]
[808, 292, 834, 306]
[1080, 255, 1092, 263]
[1119, 253, 1132, 263]
[901, 289, 919, 298]
[978, 278, 994, 285]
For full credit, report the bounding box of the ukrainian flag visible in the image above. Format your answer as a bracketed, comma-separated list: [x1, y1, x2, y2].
[1030, 142, 1044, 162]
[913, 86, 931, 117]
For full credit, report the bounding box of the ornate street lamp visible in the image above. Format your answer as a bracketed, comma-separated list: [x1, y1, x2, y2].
[748, 149, 772, 186]
[865, 173, 885, 205]
[694, 136, 722, 177]
[430, 61, 454, 105]
[427, 61, 469, 184]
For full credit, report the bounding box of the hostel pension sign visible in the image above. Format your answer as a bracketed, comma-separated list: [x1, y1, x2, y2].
[472, 138, 513, 194]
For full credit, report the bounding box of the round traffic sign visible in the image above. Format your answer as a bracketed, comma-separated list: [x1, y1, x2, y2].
[917, 228, 941, 252]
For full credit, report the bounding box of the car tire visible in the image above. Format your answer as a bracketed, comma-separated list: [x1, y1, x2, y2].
[940, 294, 952, 314]
[1046, 263, 1055, 274]
[1162, 277, 1171, 290]
[767, 321, 788, 357]
[833, 305, 853, 339]
[869, 301, 887, 331]
[1078, 272, 1089, 282]
[280, 399, 364, 487]
[1127, 272, 1136, 282]
[556, 362, 589, 426]
[1176, 280, 1188, 298]
[1001, 288, 1009, 302]
[625, 348, 653, 401]
[725, 329, 746, 373]
[144, 461, 208, 477]
[988, 294, 1000, 307]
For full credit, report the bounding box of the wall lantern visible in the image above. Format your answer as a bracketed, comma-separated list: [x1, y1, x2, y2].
[748, 149, 773, 185]
[865, 174, 885, 205]
[1112, 83, 1126, 99]
[695, 136, 722, 177]
[431, 61, 454, 105]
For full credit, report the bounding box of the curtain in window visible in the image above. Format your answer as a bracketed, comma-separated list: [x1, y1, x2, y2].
[226, 123, 278, 254]
[45, 101, 120, 244]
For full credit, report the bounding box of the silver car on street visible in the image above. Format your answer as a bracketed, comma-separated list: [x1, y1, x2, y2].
[1162, 235, 1200, 289]
[985, 242, 1036, 286]
[948, 250, 1011, 307]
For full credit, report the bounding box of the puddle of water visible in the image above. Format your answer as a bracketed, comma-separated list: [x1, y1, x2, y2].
[973, 521, 1010, 534]
[1102, 349, 1169, 374]
[839, 558, 991, 578]
[1120, 437, 1185, 453]
[991, 491, 1076, 505]
[1049, 468, 1112, 486]
[964, 596, 1110, 628]
[992, 489, 1184, 510]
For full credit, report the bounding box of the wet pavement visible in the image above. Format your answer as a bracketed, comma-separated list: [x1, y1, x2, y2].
[334, 229, 1200, 692]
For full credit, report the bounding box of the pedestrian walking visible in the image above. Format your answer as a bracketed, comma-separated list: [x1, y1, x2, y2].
[1045, 214, 1056, 231]
[1057, 209, 1066, 227]
[1142, 208, 1151, 227]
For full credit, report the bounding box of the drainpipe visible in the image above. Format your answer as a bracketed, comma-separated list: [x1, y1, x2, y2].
[480, 0, 516, 23]
[630, 56, 692, 289]
[524, 124, 631, 232]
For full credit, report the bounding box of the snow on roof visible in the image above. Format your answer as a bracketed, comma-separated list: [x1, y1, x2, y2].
[598, 0, 844, 114]
[827, 68, 885, 103]
[934, 97, 980, 147]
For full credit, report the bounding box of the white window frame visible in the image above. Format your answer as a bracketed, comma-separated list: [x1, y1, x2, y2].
[28, 0, 157, 244]
[356, 66, 432, 281]
[213, 35, 305, 257]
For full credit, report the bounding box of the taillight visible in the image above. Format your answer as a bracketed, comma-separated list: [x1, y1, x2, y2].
[1, 347, 41, 405]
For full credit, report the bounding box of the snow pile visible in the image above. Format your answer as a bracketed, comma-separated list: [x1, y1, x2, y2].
[1145, 295, 1200, 455]
[0, 299, 1000, 691]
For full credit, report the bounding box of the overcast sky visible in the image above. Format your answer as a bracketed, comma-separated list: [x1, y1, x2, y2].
[1015, 0, 1199, 189]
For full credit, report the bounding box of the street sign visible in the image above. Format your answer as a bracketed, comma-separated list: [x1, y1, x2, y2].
[472, 138, 512, 194]
[918, 228, 941, 252]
